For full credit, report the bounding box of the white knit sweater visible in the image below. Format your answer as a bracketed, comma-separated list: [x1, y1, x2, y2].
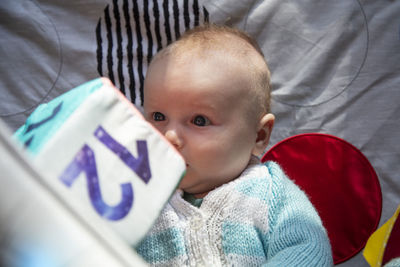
[136, 160, 333, 266]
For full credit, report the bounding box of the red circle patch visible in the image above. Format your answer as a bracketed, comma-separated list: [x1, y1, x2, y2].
[262, 133, 382, 264]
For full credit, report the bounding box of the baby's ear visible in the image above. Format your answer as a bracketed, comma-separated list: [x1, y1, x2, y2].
[252, 113, 275, 156]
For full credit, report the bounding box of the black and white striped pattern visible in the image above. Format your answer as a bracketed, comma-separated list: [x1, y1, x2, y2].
[96, 0, 209, 108]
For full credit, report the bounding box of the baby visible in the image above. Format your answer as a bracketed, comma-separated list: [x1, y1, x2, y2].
[137, 24, 333, 266]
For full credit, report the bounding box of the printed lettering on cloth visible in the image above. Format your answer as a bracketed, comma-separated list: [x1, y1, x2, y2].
[1, 119, 148, 267]
[14, 78, 185, 246]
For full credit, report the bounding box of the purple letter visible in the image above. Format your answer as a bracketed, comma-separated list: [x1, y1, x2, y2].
[94, 126, 152, 183]
[59, 144, 133, 221]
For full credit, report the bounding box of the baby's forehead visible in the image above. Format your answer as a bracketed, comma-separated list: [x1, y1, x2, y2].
[150, 42, 263, 88]
[146, 33, 268, 114]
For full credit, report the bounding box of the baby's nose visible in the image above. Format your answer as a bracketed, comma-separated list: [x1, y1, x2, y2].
[165, 129, 183, 149]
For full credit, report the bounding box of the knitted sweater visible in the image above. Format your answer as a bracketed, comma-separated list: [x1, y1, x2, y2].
[136, 160, 333, 266]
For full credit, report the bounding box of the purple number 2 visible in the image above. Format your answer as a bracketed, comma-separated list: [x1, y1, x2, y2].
[59, 126, 152, 221]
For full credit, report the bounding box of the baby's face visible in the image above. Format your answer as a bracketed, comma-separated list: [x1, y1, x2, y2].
[143, 53, 259, 197]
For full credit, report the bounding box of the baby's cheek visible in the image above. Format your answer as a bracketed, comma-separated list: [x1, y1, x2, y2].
[151, 124, 165, 136]
[194, 143, 223, 165]
[202, 145, 236, 170]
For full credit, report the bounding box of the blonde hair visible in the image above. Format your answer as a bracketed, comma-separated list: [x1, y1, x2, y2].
[149, 23, 272, 115]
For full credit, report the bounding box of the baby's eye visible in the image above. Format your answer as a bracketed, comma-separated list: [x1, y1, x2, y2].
[192, 115, 210, 127]
[152, 112, 166, 121]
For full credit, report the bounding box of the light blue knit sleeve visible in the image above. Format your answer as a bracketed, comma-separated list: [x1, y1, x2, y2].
[262, 161, 333, 267]
[384, 258, 400, 267]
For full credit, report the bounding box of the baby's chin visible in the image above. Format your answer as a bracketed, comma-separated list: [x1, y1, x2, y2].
[178, 177, 208, 197]
[179, 183, 212, 199]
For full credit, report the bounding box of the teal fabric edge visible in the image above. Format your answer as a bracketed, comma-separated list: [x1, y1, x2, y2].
[183, 192, 203, 208]
[13, 78, 104, 155]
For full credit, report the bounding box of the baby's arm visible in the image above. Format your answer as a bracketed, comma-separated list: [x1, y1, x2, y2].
[263, 162, 333, 267]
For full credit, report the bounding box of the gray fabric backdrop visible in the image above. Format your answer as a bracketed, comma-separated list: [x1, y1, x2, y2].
[1, 0, 399, 266]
